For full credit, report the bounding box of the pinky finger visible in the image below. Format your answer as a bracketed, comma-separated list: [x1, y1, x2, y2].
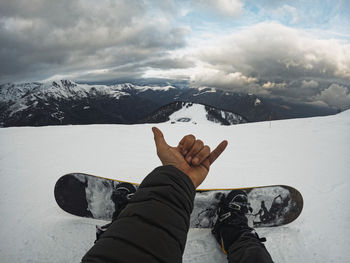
[208, 140, 228, 165]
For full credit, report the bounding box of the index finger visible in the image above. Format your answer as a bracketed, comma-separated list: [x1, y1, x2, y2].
[208, 140, 228, 165]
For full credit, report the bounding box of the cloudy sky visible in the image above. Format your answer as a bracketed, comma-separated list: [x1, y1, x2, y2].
[1, 0, 350, 109]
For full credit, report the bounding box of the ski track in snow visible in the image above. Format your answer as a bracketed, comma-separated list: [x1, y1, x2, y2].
[0, 111, 350, 262]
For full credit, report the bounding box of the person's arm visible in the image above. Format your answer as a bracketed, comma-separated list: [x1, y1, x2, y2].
[82, 127, 227, 263]
[82, 165, 195, 263]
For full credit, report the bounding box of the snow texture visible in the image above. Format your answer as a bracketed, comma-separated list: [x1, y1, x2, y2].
[0, 110, 350, 262]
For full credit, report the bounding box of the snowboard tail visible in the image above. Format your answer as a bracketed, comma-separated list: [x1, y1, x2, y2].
[54, 173, 303, 228]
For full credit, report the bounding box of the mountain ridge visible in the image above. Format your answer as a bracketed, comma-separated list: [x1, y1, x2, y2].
[0, 79, 337, 127]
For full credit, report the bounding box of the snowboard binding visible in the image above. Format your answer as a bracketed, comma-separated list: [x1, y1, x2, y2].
[212, 190, 265, 254]
[111, 182, 136, 220]
[95, 182, 136, 242]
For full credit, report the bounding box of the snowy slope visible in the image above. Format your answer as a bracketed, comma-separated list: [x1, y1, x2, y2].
[0, 111, 349, 262]
[167, 103, 212, 124]
[167, 102, 245, 125]
[141, 101, 247, 125]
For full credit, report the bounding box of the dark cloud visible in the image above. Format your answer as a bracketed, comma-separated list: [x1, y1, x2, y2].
[143, 57, 194, 70]
[0, 0, 189, 82]
[314, 83, 350, 109]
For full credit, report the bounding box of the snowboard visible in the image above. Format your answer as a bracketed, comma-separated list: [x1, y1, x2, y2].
[54, 173, 303, 228]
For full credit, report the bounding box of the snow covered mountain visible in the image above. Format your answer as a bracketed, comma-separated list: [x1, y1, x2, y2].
[0, 110, 349, 262]
[140, 101, 247, 125]
[0, 80, 336, 127]
[0, 80, 174, 103]
[0, 80, 258, 127]
[0, 80, 172, 126]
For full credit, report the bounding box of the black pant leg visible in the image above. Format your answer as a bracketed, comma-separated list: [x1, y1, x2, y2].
[228, 233, 273, 263]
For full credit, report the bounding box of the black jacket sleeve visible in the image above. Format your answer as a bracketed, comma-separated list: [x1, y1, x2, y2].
[82, 165, 196, 263]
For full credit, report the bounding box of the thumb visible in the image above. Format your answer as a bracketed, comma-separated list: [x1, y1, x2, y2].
[152, 127, 168, 150]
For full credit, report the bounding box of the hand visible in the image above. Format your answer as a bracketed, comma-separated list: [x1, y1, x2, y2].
[152, 127, 228, 188]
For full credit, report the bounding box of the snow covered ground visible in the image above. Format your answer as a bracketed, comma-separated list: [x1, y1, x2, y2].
[0, 111, 349, 262]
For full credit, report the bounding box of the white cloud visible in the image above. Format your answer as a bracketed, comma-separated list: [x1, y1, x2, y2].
[195, 22, 350, 80]
[212, 0, 243, 17]
[314, 84, 350, 109]
[301, 80, 319, 89]
[191, 68, 257, 88]
[262, 82, 287, 90]
[197, 0, 243, 18]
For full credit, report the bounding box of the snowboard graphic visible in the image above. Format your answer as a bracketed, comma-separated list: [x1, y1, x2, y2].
[54, 173, 303, 228]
